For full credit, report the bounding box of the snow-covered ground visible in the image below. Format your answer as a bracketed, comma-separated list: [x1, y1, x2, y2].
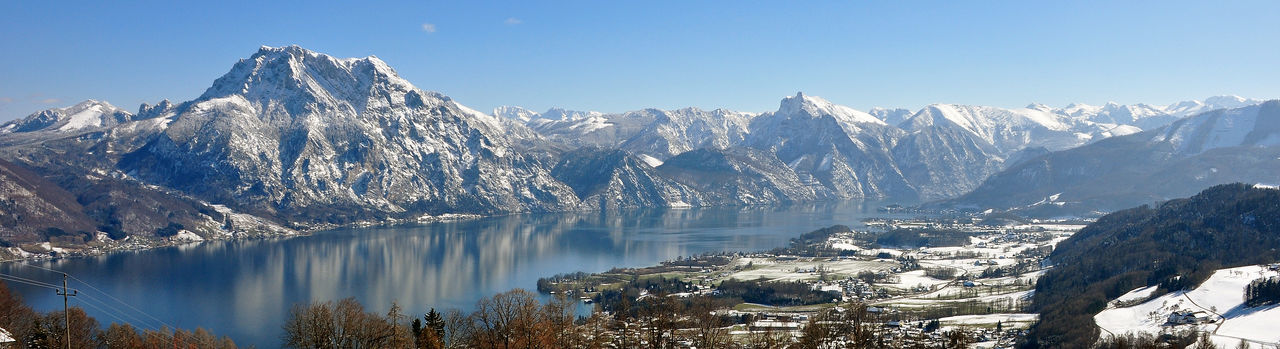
[0, 326, 14, 344]
[726, 258, 897, 282]
[889, 270, 954, 289]
[938, 313, 1038, 328]
[1094, 264, 1280, 347]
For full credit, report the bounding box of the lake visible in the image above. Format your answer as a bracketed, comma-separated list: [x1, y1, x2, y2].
[1, 200, 901, 347]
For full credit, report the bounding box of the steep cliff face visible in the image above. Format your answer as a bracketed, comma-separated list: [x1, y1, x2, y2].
[745, 93, 916, 200]
[657, 147, 818, 205]
[116, 46, 579, 221]
[551, 147, 701, 210]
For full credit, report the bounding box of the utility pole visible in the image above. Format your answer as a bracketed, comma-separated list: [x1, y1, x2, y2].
[55, 273, 76, 349]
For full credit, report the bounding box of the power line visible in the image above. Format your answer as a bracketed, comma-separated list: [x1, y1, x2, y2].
[15, 263, 178, 331]
[56, 273, 77, 349]
[77, 292, 160, 332]
[10, 262, 223, 348]
[0, 271, 64, 289]
[74, 296, 136, 330]
[1, 270, 166, 333]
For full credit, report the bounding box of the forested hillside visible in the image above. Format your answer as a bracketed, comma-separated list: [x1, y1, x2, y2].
[1026, 183, 1280, 348]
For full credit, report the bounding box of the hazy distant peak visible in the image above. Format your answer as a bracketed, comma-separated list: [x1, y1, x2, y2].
[493, 106, 540, 122]
[541, 107, 603, 121]
[1, 99, 134, 134]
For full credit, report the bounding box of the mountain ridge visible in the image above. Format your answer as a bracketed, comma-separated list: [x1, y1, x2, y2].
[1, 44, 1275, 250]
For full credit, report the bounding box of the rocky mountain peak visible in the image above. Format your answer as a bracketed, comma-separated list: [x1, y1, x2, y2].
[775, 92, 884, 125]
[198, 45, 425, 116]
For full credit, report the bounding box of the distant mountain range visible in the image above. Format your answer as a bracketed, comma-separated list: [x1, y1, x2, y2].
[933, 101, 1280, 216]
[0, 45, 1275, 246]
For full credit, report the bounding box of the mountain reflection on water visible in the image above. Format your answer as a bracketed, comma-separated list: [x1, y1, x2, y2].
[1, 200, 902, 347]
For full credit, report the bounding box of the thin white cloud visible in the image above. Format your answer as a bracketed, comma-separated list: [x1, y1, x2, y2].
[421, 23, 437, 33]
[38, 98, 60, 104]
[504, 17, 522, 25]
[0, 97, 13, 104]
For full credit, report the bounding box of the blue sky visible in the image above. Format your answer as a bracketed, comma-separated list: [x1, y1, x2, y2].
[1, 1, 1278, 121]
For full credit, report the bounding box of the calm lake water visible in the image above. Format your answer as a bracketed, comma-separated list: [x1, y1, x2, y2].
[1, 200, 902, 347]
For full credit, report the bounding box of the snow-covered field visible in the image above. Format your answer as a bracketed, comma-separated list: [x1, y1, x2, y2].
[1094, 265, 1280, 347]
[726, 258, 897, 282]
[938, 313, 1038, 328]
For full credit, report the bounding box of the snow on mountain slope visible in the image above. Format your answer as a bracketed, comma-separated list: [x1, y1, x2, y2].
[745, 93, 914, 199]
[900, 104, 1078, 155]
[1094, 264, 1280, 347]
[1166, 95, 1265, 118]
[616, 107, 753, 159]
[529, 107, 753, 160]
[550, 147, 702, 210]
[1, 100, 133, 134]
[656, 147, 818, 204]
[538, 107, 602, 121]
[869, 107, 914, 127]
[1047, 96, 1265, 131]
[1059, 102, 1167, 124]
[1153, 101, 1280, 155]
[777, 92, 885, 128]
[938, 101, 1280, 216]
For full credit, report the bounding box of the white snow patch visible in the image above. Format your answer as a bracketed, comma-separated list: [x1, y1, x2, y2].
[830, 242, 859, 251]
[1112, 286, 1158, 306]
[0, 327, 14, 343]
[171, 230, 205, 242]
[637, 154, 664, 167]
[1253, 183, 1279, 190]
[57, 104, 107, 131]
[938, 313, 1038, 326]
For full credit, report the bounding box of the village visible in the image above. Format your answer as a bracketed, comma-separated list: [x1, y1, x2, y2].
[536, 217, 1086, 347]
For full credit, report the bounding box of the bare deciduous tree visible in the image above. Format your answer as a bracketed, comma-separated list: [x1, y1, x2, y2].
[282, 297, 413, 348]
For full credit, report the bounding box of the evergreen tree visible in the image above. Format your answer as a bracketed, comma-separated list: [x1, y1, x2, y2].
[424, 308, 445, 339]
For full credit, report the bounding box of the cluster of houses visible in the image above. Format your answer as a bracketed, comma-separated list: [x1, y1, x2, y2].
[739, 308, 1027, 347]
[877, 325, 1025, 348]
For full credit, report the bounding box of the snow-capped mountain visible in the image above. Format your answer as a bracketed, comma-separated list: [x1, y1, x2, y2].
[525, 107, 754, 160]
[939, 100, 1280, 216]
[656, 147, 818, 205]
[1165, 95, 1265, 117]
[615, 108, 754, 160]
[0, 100, 143, 149]
[492, 106, 540, 123]
[1, 44, 1275, 246]
[899, 104, 1078, 155]
[1044, 95, 1266, 131]
[1153, 102, 1280, 155]
[745, 92, 914, 199]
[117, 45, 580, 221]
[891, 123, 1003, 199]
[1, 100, 134, 134]
[550, 147, 701, 210]
[869, 107, 913, 127]
[539, 107, 602, 121]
